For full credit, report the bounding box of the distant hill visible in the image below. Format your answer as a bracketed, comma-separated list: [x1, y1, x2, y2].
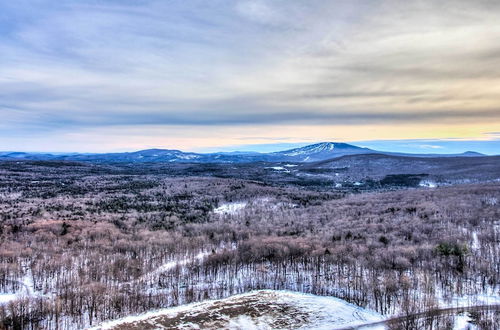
[0, 142, 486, 163]
[303, 153, 500, 183]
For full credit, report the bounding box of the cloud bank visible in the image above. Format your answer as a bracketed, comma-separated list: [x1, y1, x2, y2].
[1, 0, 499, 151]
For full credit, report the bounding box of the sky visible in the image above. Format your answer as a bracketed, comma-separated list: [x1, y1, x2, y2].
[1, 0, 499, 154]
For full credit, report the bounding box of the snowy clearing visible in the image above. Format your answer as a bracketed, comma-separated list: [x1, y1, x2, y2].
[213, 198, 296, 215]
[419, 180, 437, 188]
[265, 166, 290, 172]
[213, 202, 248, 214]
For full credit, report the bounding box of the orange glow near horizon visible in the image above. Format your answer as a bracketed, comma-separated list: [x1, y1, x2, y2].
[27, 121, 496, 153]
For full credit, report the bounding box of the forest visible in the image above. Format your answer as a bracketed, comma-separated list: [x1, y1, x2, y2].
[0, 160, 498, 329]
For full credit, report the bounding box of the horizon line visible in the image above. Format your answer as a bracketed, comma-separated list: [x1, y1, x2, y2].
[1, 139, 499, 156]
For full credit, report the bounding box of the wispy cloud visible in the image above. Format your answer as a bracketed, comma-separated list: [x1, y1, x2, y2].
[414, 145, 444, 149]
[482, 131, 500, 139]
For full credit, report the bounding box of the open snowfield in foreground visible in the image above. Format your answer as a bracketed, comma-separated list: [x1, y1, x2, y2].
[92, 290, 385, 330]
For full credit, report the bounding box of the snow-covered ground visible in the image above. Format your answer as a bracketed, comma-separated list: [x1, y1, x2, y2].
[440, 291, 500, 309]
[91, 290, 385, 330]
[213, 198, 296, 215]
[123, 251, 211, 287]
[453, 313, 478, 330]
[419, 180, 437, 188]
[0, 293, 18, 304]
[265, 166, 290, 172]
[0, 266, 44, 305]
[213, 202, 248, 215]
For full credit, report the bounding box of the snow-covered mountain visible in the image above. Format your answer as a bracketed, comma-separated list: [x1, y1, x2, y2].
[271, 142, 373, 162]
[0, 143, 485, 163]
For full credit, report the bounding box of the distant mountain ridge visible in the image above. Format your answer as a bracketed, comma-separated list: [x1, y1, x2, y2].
[271, 142, 372, 161]
[0, 142, 486, 163]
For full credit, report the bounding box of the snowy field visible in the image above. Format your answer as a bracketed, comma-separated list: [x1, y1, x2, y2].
[92, 290, 385, 330]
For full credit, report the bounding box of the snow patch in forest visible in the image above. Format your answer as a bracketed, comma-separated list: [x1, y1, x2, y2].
[0, 267, 43, 305]
[419, 180, 437, 188]
[177, 154, 200, 160]
[444, 292, 500, 308]
[481, 197, 497, 206]
[265, 166, 290, 172]
[0, 293, 17, 304]
[214, 198, 294, 215]
[214, 202, 248, 214]
[471, 232, 480, 250]
[92, 290, 385, 330]
[126, 251, 211, 286]
[453, 313, 477, 330]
